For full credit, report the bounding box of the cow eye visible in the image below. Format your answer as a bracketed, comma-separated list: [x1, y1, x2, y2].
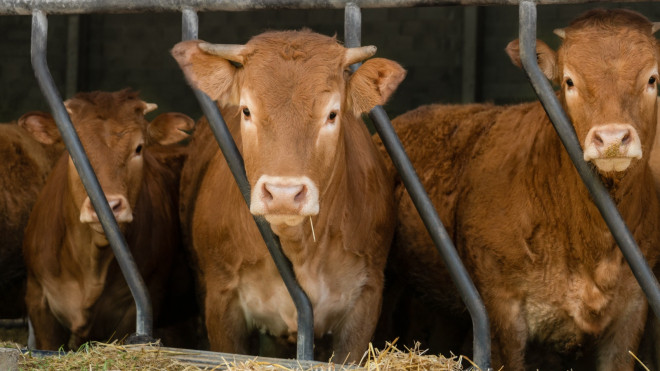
[135, 144, 143, 155]
[328, 111, 337, 123]
[565, 78, 574, 88]
[242, 107, 251, 118]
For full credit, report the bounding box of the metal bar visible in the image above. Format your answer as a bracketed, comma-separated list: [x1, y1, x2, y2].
[30, 9, 153, 341]
[344, 2, 361, 72]
[0, 0, 655, 15]
[370, 106, 492, 370]
[181, 8, 314, 361]
[518, 0, 660, 319]
[344, 3, 491, 367]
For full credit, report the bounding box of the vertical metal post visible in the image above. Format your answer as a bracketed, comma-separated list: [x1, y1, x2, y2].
[344, 3, 491, 369]
[344, 2, 361, 72]
[181, 7, 314, 361]
[518, 1, 660, 319]
[30, 9, 153, 341]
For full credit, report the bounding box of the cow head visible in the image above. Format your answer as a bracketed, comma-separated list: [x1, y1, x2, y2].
[20, 90, 193, 236]
[507, 9, 660, 176]
[172, 30, 405, 227]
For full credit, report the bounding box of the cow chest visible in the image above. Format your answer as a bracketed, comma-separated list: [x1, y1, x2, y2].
[236, 245, 369, 340]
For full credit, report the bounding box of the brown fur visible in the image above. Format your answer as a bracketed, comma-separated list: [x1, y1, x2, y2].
[639, 98, 660, 371]
[379, 9, 660, 371]
[173, 30, 406, 362]
[0, 121, 63, 318]
[23, 90, 198, 349]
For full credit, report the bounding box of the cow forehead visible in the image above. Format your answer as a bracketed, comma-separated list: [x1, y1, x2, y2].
[240, 31, 346, 110]
[69, 96, 147, 131]
[560, 30, 658, 78]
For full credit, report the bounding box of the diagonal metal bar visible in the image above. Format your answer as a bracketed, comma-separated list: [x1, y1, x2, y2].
[181, 7, 314, 361]
[30, 9, 153, 341]
[370, 106, 492, 370]
[518, 0, 660, 319]
[343, 3, 491, 369]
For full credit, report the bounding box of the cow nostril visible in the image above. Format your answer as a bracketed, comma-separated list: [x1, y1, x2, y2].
[593, 133, 604, 146]
[294, 185, 307, 204]
[622, 132, 631, 145]
[110, 200, 123, 213]
[262, 183, 273, 202]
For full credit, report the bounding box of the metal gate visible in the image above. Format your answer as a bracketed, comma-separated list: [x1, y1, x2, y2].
[3, 1, 660, 370]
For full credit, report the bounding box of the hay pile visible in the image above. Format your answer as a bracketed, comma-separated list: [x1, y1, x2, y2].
[19, 342, 194, 370]
[15, 340, 465, 370]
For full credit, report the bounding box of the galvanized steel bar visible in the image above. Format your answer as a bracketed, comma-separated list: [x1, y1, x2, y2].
[30, 9, 153, 340]
[344, 4, 491, 367]
[344, 2, 361, 72]
[518, 0, 660, 319]
[181, 8, 314, 361]
[0, 0, 654, 15]
[370, 106, 492, 370]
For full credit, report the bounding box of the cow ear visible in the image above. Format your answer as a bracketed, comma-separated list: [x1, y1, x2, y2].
[506, 39, 558, 82]
[18, 111, 61, 145]
[347, 58, 406, 116]
[171, 40, 240, 105]
[147, 112, 195, 146]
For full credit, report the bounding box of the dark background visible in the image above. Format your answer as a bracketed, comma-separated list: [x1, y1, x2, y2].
[1, 3, 659, 123]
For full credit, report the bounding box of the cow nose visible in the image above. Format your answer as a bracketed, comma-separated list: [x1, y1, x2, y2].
[591, 127, 632, 152]
[584, 124, 642, 160]
[583, 123, 642, 172]
[79, 195, 133, 224]
[250, 175, 320, 221]
[262, 183, 307, 213]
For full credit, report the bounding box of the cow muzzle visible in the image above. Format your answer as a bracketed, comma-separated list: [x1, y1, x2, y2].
[79, 195, 134, 229]
[250, 175, 320, 226]
[582, 123, 642, 172]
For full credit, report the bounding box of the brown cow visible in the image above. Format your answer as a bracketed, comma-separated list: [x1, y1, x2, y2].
[639, 98, 660, 371]
[0, 118, 63, 319]
[22, 90, 197, 350]
[381, 9, 660, 371]
[172, 30, 405, 362]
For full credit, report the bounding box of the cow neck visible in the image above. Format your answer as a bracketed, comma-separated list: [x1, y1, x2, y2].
[271, 122, 348, 263]
[62, 161, 116, 293]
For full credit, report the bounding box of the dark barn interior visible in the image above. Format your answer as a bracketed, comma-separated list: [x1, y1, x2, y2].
[1, 1, 660, 370]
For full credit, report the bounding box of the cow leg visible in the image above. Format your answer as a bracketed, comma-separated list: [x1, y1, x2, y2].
[486, 294, 528, 371]
[596, 294, 647, 371]
[25, 277, 69, 350]
[204, 289, 249, 354]
[637, 308, 660, 371]
[333, 282, 383, 364]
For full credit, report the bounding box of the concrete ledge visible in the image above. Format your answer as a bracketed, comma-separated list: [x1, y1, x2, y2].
[0, 348, 20, 371]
